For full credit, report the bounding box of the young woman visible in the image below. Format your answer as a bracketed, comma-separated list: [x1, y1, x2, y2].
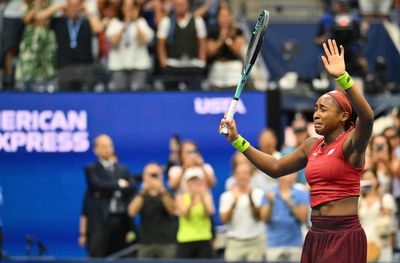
[359, 169, 397, 262]
[220, 39, 374, 263]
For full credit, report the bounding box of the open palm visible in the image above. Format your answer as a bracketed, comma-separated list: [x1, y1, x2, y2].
[321, 39, 346, 78]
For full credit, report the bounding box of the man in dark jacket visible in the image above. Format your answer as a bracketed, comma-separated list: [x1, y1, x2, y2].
[84, 134, 136, 257]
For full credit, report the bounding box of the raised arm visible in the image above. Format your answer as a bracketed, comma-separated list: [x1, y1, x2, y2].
[321, 39, 374, 157]
[35, 2, 66, 22]
[220, 119, 315, 178]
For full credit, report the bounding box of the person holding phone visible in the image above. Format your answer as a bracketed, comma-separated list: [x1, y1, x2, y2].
[128, 162, 177, 259]
[168, 140, 216, 193]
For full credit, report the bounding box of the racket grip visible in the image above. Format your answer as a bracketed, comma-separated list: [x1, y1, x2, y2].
[221, 99, 239, 135]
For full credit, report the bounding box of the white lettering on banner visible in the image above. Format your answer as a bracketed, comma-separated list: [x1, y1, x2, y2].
[194, 97, 247, 115]
[0, 110, 90, 153]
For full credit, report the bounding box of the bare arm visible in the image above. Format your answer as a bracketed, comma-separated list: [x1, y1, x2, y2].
[198, 37, 207, 62]
[201, 165, 216, 188]
[23, 6, 39, 25]
[220, 198, 237, 224]
[201, 192, 214, 217]
[35, 2, 65, 22]
[78, 215, 87, 247]
[157, 38, 168, 68]
[128, 194, 144, 216]
[284, 200, 309, 223]
[248, 191, 261, 220]
[160, 192, 176, 216]
[176, 194, 193, 218]
[260, 193, 274, 223]
[321, 39, 374, 166]
[168, 168, 184, 191]
[87, 14, 105, 34]
[110, 27, 124, 47]
[193, 0, 213, 18]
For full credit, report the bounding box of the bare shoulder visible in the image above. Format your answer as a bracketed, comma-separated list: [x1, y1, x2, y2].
[300, 136, 321, 157]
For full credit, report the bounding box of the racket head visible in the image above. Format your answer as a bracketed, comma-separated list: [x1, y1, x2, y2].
[242, 10, 270, 75]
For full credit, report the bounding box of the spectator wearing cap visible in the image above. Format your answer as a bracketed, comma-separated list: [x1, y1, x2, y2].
[175, 169, 214, 259]
[282, 114, 310, 185]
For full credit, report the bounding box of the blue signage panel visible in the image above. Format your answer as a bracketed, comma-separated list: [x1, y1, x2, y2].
[0, 92, 266, 257]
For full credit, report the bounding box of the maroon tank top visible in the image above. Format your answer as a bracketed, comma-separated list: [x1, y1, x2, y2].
[306, 130, 363, 208]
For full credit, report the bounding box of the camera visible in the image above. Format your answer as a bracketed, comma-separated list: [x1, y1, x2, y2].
[188, 149, 198, 156]
[374, 144, 385, 153]
[360, 180, 373, 192]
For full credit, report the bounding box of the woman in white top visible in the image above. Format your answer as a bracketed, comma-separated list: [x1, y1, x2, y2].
[106, 0, 154, 91]
[359, 168, 397, 262]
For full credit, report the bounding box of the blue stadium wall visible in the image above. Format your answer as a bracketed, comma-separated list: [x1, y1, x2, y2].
[0, 92, 267, 257]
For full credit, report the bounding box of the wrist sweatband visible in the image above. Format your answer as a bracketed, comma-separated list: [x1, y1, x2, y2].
[231, 135, 250, 153]
[335, 71, 353, 90]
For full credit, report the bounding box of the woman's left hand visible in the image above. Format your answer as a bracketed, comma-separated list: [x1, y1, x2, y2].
[321, 39, 346, 78]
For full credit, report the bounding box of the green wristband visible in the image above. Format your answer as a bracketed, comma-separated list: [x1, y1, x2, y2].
[231, 135, 250, 153]
[335, 71, 353, 90]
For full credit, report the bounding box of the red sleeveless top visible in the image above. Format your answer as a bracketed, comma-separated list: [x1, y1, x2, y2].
[305, 130, 363, 208]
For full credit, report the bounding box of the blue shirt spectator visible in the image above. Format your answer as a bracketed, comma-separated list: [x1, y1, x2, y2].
[261, 173, 309, 262]
[265, 184, 309, 247]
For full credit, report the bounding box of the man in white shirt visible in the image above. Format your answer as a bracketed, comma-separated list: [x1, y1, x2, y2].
[219, 161, 266, 261]
[156, 0, 207, 90]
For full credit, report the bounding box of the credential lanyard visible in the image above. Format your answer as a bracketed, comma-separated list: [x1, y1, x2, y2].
[67, 17, 83, 49]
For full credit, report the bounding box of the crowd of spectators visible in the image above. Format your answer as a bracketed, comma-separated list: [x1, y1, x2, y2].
[0, 0, 399, 92]
[0, 0, 248, 91]
[78, 106, 400, 261]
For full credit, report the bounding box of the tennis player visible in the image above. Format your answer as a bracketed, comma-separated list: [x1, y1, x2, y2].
[220, 39, 374, 263]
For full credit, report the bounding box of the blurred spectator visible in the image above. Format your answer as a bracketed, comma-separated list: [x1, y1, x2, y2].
[366, 134, 396, 193]
[156, 0, 207, 90]
[136, 0, 174, 28]
[206, 4, 244, 90]
[358, 0, 392, 20]
[261, 173, 309, 262]
[165, 134, 181, 175]
[168, 140, 216, 193]
[0, 185, 3, 260]
[359, 169, 397, 262]
[251, 128, 282, 192]
[106, 0, 154, 91]
[15, 0, 57, 92]
[314, 0, 368, 79]
[175, 170, 214, 259]
[383, 126, 400, 161]
[84, 134, 137, 257]
[224, 151, 253, 190]
[364, 56, 396, 94]
[78, 191, 89, 249]
[94, 0, 119, 91]
[1, 0, 25, 89]
[191, 0, 219, 25]
[36, 0, 104, 91]
[219, 161, 266, 261]
[128, 162, 177, 259]
[282, 113, 310, 185]
[383, 125, 400, 220]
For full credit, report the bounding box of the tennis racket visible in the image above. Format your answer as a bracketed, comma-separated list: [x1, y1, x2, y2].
[220, 10, 270, 134]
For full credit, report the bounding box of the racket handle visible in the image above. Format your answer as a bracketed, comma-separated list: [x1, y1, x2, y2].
[221, 99, 238, 135]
